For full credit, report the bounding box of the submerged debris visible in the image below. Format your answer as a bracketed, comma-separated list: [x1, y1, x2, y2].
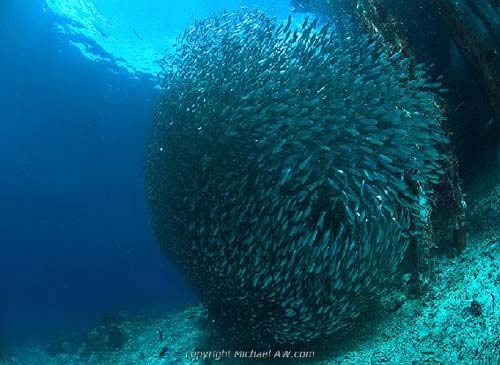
[146, 10, 450, 344]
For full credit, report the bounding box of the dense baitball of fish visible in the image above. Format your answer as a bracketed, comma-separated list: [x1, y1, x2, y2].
[146, 10, 449, 344]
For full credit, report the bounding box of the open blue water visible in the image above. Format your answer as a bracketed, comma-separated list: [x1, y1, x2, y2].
[2, 1, 497, 360]
[0, 0, 294, 346]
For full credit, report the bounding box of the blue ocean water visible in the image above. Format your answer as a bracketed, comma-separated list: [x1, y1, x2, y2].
[2, 1, 498, 363]
[0, 0, 294, 347]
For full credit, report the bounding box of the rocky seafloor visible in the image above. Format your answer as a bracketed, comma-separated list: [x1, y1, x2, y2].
[2, 175, 499, 365]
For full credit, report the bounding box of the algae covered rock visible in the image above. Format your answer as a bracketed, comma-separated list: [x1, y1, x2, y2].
[146, 10, 449, 344]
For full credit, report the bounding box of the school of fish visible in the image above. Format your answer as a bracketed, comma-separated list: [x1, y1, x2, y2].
[146, 10, 450, 344]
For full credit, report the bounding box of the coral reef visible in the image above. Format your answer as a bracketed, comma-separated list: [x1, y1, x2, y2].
[146, 10, 449, 344]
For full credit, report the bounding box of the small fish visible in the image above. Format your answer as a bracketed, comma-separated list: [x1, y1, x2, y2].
[486, 49, 497, 64]
[159, 346, 168, 358]
[132, 28, 143, 41]
[302, 16, 309, 29]
[389, 52, 401, 61]
[157, 328, 164, 342]
[278, 168, 292, 185]
[283, 15, 292, 33]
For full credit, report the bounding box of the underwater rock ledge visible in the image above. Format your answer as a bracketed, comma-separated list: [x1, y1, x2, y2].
[146, 10, 450, 345]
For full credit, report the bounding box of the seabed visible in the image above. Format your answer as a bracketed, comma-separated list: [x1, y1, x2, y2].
[2, 176, 499, 365]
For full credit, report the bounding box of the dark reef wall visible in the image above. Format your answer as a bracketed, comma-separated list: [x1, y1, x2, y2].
[146, 10, 450, 345]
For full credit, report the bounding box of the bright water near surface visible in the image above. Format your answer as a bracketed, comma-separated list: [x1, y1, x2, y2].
[44, 0, 294, 76]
